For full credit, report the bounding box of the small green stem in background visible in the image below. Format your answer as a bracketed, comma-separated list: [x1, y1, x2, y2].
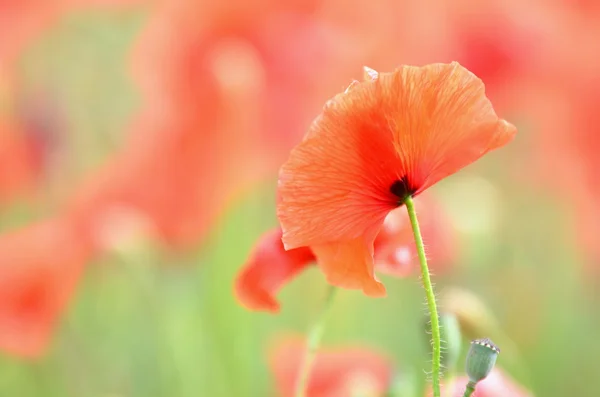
[405, 196, 441, 397]
[462, 381, 476, 397]
[294, 285, 338, 397]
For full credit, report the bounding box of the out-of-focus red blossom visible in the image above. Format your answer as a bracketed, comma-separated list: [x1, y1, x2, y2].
[130, 0, 335, 180]
[426, 369, 533, 397]
[235, 197, 456, 312]
[270, 337, 393, 397]
[68, 0, 337, 250]
[0, 86, 70, 207]
[0, 1, 62, 73]
[0, 216, 91, 358]
[441, 0, 545, 87]
[517, 9, 600, 268]
[0, 121, 43, 204]
[67, 113, 230, 250]
[0, 0, 146, 75]
[561, 76, 600, 267]
[0, 0, 146, 204]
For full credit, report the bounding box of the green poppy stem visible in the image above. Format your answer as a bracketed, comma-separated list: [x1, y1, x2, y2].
[405, 196, 442, 397]
[462, 381, 477, 397]
[294, 285, 338, 397]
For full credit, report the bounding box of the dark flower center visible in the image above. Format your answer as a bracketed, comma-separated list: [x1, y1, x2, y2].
[389, 177, 415, 204]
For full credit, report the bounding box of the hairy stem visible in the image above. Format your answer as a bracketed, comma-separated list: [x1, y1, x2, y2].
[294, 285, 337, 397]
[405, 196, 441, 397]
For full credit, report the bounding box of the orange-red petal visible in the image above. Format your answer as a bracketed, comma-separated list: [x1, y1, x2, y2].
[311, 236, 386, 297]
[0, 217, 90, 358]
[278, 62, 514, 295]
[269, 337, 393, 397]
[234, 229, 315, 313]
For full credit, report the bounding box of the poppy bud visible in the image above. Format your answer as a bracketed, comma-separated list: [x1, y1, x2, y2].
[441, 287, 499, 340]
[424, 313, 462, 373]
[465, 338, 500, 383]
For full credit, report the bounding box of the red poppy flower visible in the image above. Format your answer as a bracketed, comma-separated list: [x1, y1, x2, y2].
[235, 196, 456, 312]
[277, 63, 516, 296]
[270, 337, 393, 397]
[0, 216, 91, 358]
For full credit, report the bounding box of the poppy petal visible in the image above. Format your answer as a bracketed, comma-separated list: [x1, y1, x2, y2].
[384, 63, 517, 193]
[235, 229, 315, 313]
[311, 235, 386, 297]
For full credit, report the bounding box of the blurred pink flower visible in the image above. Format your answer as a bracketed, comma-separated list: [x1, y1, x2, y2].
[269, 337, 393, 397]
[429, 369, 534, 397]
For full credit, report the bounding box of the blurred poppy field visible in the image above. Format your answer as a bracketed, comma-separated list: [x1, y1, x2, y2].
[2, 0, 600, 396]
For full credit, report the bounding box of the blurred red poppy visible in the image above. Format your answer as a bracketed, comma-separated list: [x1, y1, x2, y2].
[0, 0, 146, 75]
[67, 113, 231, 250]
[235, 196, 456, 312]
[0, 216, 91, 358]
[520, 17, 600, 268]
[270, 337, 393, 397]
[0, 0, 146, 206]
[277, 63, 516, 297]
[0, 1, 61, 74]
[442, 0, 545, 96]
[0, 120, 43, 205]
[131, 0, 333, 179]
[65, 0, 337, 250]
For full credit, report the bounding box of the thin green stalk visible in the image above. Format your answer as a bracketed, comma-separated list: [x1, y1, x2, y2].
[462, 381, 476, 397]
[294, 285, 338, 397]
[405, 196, 441, 397]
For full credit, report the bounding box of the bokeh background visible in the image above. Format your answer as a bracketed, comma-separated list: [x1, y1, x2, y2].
[1, 0, 600, 396]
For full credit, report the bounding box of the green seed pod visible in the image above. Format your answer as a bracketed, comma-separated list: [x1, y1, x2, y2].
[465, 338, 500, 383]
